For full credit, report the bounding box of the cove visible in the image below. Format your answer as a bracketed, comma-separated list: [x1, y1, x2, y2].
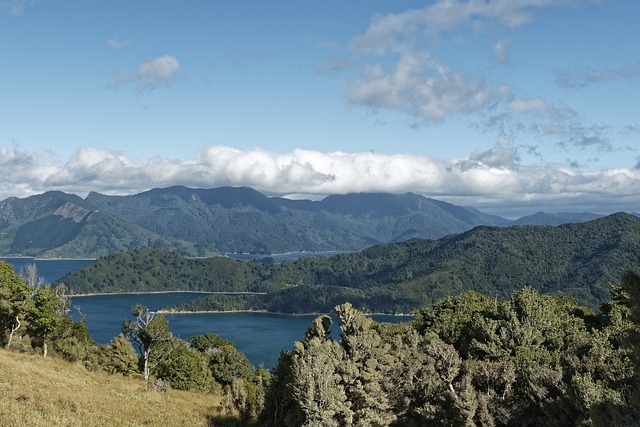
[70, 292, 411, 369]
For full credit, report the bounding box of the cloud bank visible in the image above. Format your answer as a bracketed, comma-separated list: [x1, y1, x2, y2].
[1, 146, 638, 218]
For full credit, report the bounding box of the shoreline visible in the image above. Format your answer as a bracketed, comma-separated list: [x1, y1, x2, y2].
[71, 290, 414, 317]
[71, 290, 267, 297]
[158, 308, 413, 317]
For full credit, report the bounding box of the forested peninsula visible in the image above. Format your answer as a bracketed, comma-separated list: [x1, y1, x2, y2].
[58, 213, 640, 314]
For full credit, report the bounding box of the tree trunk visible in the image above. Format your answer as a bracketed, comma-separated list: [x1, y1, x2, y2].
[143, 349, 150, 383]
[6, 315, 20, 348]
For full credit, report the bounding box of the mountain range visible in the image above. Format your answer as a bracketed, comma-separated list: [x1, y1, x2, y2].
[0, 185, 610, 258]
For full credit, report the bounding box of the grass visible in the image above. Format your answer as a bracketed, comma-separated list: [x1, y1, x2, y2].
[0, 348, 238, 426]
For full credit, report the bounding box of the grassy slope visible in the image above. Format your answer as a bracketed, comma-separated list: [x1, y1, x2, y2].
[0, 348, 234, 427]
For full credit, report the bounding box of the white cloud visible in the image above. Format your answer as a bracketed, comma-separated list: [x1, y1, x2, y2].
[106, 55, 181, 92]
[137, 55, 181, 91]
[347, 52, 493, 122]
[1, 146, 638, 218]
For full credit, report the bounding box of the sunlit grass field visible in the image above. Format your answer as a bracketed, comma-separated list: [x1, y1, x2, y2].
[0, 348, 236, 426]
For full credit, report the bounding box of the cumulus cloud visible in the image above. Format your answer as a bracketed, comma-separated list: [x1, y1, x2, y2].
[344, 0, 585, 126]
[555, 62, 640, 89]
[1, 145, 639, 218]
[347, 52, 493, 122]
[137, 55, 181, 91]
[106, 55, 181, 92]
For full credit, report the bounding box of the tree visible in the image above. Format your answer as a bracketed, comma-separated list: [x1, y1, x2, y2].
[0, 261, 33, 348]
[99, 333, 140, 376]
[123, 304, 173, 385]
[27, 284, 68, 357]
[336, 303, 396, 426]
[153, 337, 215, 392]
[290, 315, 352, 427]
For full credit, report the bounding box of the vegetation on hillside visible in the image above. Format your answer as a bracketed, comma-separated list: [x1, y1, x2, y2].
[5, 254, 640, 424]
[60, 213, 640, 312]
[261, 265, 640, 426]
[0, 261, 266, 425]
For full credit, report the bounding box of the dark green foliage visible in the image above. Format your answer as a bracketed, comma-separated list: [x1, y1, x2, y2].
[98, 333, 140, 376]
[188, 331, 233, 352]
[27, 284, 68, 357]
[208, 344, 255, 386]
[61, 248, 266, 294]
[153, 337, 216, 393]
[51, 315, 96, 362]
[0, 261, 33, 347]
[262, 278, 640, 426]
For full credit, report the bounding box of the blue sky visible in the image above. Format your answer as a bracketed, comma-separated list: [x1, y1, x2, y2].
[1, 0, 638, 217]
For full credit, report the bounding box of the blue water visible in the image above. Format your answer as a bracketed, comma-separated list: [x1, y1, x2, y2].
[1, 257, 93, 284]
[1, 258, 411, 369]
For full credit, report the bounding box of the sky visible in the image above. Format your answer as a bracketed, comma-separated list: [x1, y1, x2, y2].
[1, 0, 639, 218]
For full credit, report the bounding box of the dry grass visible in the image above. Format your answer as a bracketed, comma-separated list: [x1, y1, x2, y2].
[0, 348, 236, 426]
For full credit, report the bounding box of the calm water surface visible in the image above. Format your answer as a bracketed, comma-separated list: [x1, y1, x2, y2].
[1, 258, 411, 368]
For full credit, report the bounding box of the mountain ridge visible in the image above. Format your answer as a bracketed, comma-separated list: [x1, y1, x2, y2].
[0, 186, 618, 258]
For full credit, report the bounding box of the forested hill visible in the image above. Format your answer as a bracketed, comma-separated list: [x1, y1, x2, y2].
[59, 213, 640, 313]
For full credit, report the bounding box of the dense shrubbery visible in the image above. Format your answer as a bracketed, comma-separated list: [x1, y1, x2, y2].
[6, 254, 640, 425]
[261, 266, 640, 425]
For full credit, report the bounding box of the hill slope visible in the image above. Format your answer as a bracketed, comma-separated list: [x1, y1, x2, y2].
[60, 213, 640, 312]
[0, 348, 228, 427]
[0, 192, 215, 258]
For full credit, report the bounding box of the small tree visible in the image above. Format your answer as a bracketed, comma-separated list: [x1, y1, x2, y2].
[123, 304, 173, 385]
[27, 284, 67, 357]
[0, 262, 33, 348]
[99, 333, 140, 376]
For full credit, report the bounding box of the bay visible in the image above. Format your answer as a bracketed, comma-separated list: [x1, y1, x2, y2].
[68, 293, 410, 369]
[0, 258, 411, 369]
[1, 257, 93, 284]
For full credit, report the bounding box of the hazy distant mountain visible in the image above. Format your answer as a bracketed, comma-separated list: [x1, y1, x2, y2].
[0, 185, 618, 258]
[82, 186, 506, 254]
[0, 191, 214, 258]
[509, 211, 604, 226]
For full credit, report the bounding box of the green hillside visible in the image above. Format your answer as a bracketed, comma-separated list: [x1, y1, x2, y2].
[59, 213, 640, 313]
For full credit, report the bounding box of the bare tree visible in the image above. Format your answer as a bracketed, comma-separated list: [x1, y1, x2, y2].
[123, 305, 174, 386]
[20, 263, 44, 296]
